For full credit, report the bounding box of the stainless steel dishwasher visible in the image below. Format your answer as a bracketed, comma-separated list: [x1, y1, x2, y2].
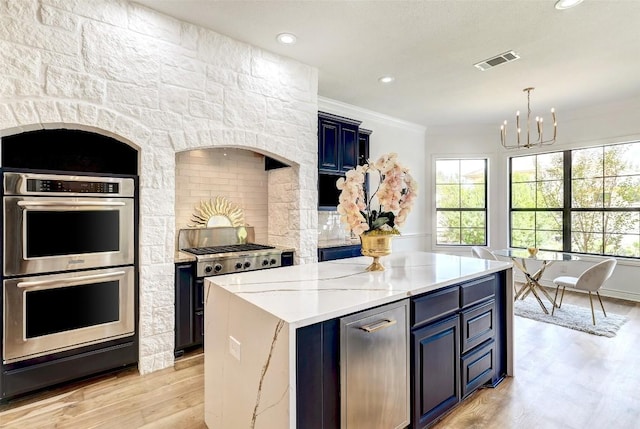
[340, 299, 410, 429]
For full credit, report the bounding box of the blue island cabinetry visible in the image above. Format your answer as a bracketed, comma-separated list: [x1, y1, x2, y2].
[296, 271, 508, 429]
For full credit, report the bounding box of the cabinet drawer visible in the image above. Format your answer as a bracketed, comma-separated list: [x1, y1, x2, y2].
[460, 300, 495, 354]
[318, 245, 361, 262]
[460, 339, 495, 398]
[460, 275, 496, 308]
[411, 286, 459, 328]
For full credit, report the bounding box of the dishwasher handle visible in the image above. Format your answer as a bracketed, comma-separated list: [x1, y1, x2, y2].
[359, 318, 397, 333]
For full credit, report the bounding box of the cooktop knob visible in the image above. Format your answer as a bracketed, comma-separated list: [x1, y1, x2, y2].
[204, 265, 213, 273]
[214, 264, 223, 272]
[235, 262, 243, 270]
[270, 258, 277, 265]
[243, 261, 251, 269]
[262, 259, 269, 266]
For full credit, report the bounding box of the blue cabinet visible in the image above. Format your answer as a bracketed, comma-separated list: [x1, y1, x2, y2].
[412, 314, 460, 428]
[358, 128, 371, 166]
[318, 244, 361, 261]
[295, 271, 508, 429]
[318, 112, 361, 174]
[175, 263, 202, 356]
[411, 274, 500, 428]
[318, 112, 370, 210]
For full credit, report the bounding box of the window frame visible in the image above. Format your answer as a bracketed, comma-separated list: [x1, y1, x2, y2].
[434, 157, 489, 247]
[508, 141, 640, 258]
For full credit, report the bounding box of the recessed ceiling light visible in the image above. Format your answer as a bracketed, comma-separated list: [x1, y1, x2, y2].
[378, 76, 395, 84]
[555, 0, 584, 10]
[276, 33, 297, 45]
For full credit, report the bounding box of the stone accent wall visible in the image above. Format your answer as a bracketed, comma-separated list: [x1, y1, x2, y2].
[0, 0, 318, 374]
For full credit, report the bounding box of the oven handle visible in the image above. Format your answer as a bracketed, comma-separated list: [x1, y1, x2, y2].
[17, 201, 126, 208]
[17, 271, 127, 290]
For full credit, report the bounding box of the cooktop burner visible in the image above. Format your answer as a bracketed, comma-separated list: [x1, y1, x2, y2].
[177, 227, 290, 277]
[182, 243, 275, 256]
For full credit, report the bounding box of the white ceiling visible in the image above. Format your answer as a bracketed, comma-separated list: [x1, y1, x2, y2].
[132, 0, 640, 128]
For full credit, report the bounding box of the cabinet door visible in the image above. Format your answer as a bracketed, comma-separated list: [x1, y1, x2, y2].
[175, 263, 195, 353]
[340, 123, 359, 172]
[318, 118, 340, 172]
[412, 314, 460, 429]
[358, 130, 370, 166]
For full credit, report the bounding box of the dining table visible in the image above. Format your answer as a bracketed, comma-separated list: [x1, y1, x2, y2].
[493, 248, 579, 314]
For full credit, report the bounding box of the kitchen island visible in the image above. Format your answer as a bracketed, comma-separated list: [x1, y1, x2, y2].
[204, 252, 513, 429]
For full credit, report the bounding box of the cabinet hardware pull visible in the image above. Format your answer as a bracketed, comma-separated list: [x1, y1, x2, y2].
[359, 318, 396, 333]
[18, 201, 126, 208]
[17, 271, 126, 289]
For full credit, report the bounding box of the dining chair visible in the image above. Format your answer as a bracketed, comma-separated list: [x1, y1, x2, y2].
[551, 258, 617, 325]
[471, 246, 498, 260]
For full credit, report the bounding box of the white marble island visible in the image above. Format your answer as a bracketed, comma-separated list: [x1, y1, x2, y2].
[204, 252, 513, 429]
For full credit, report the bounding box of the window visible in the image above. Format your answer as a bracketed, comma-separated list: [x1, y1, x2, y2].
[509, 141, 640, 257]
[435, 158, 487, 245]
[510, 152, 564, 251]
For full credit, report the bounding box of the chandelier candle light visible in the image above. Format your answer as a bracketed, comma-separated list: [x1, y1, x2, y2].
[336, 153, 418, 271]
[501, 87, 557, 149]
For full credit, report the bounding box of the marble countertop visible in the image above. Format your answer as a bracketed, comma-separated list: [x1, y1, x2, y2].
[205, 251, 512, 328]
[174, 250, 197, 264]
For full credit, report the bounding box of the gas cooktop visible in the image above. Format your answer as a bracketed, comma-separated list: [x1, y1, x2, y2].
[181, 243, 275, 256]
[177, 227, 286, 277]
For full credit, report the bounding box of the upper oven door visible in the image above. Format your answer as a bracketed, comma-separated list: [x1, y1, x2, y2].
[3, 195, 135, 276]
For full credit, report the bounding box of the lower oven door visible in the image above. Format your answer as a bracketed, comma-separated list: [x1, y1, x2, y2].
[2, 266, 135, 364]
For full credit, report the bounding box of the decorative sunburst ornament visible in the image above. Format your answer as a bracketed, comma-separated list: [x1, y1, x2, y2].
[189, 196, 245, 228]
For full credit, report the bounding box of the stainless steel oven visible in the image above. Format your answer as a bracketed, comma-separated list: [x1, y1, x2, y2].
[2, 266, 135, 364]
[3, 172, 135, 277]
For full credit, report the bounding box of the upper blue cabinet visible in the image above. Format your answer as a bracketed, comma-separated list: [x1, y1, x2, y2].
[318, 112, 362, 173]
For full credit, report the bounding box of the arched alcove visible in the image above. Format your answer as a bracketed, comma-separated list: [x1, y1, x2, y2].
[1, 128, 138, 175]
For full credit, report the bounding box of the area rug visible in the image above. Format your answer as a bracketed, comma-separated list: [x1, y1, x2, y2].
[514, 297, 628, 337]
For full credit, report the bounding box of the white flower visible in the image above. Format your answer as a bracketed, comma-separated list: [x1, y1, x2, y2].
[336, 152, 417, 236]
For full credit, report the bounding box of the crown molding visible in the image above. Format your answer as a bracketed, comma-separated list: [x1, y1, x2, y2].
[318, 96, 426, 133]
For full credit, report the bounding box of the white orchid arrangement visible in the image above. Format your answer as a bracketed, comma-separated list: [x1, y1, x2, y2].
[336, 153, 418, 236]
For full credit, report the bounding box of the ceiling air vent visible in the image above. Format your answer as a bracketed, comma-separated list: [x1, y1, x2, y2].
[474, 50, 520, 71]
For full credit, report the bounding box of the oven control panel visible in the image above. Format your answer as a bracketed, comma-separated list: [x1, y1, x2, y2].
[4, 172, 135, 197]
[27, 178, 120, 194]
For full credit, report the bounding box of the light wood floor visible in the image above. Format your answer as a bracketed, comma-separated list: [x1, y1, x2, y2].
[1, 289, 639, 429]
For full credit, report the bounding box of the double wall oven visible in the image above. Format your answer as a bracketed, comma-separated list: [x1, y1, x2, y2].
[2, 171, 138, 399]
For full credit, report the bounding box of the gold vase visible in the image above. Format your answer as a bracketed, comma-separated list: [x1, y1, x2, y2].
[360, 233, 394, 271]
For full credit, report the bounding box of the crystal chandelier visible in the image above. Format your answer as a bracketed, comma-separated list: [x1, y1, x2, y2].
[500, 87, 557, 149]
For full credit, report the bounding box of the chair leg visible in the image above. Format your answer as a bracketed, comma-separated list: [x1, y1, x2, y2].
[558, 286, 566, 309]
[552, 285, 560, 315]
[588, 291, 596, 325]
[596, 291, 607, 318]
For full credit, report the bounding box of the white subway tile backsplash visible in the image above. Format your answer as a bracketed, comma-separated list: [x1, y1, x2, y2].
[176, 148, 269, 243]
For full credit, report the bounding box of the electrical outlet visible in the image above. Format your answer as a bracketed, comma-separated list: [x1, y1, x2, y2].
[229, 336, 241, 361]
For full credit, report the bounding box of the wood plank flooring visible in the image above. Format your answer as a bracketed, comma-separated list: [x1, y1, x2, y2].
[1, 288, 638, 429]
